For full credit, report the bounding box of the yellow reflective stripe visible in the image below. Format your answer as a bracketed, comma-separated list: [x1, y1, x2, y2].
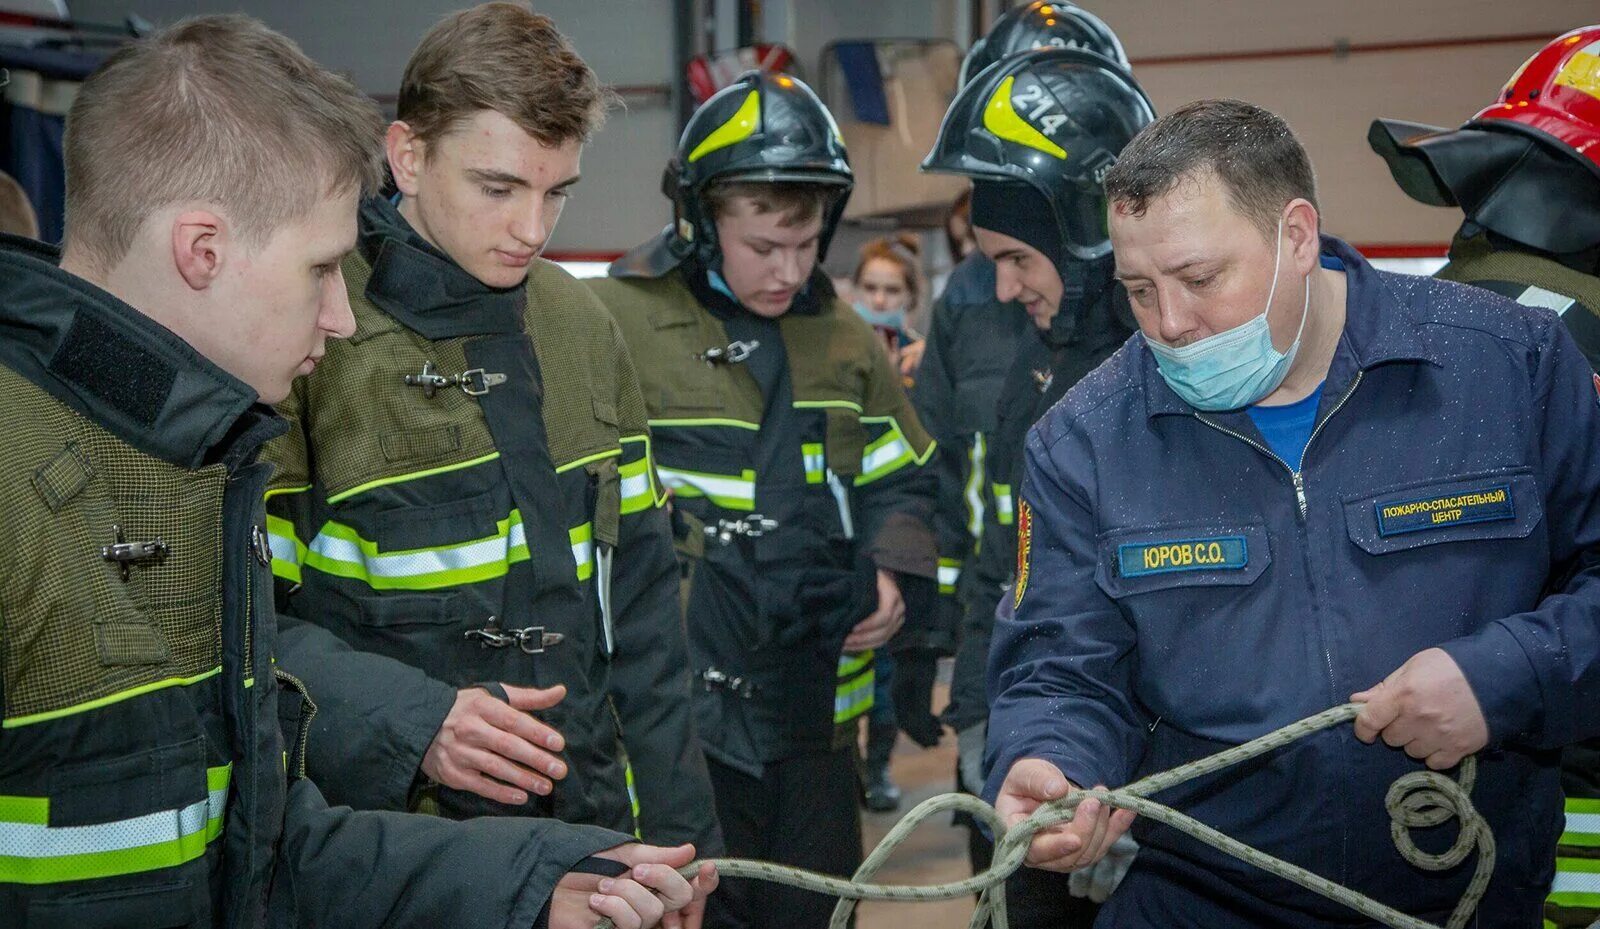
[802, 442, 826, 484]
[855, 416, 935, 486]
[938, 557, 962, 595]
[555, 447, 624, 475]
[834, 653, 875, 723]
[837, 650, 874, 678]
[619, 435, 664, 514]
[327, 451, 501, 505]
[993, 483, 1015, 525]
[856, 420, 915, 486]
[983, 75, 1067, 159]
[965, 433, 988, 538]
[625, 762, 641, 827]
[1563, 802, 1600, 847]
[304, 511, 529, 591]
[1551, 856, 1600, 906]
[649, 417, 761, 431]
[571, 522, 595, 582]
[4, 667, 223, 729]
[266, 514, 306, 585]
[794, 399, 864, 414]
[0, 797, 47, 825]
[0, 765, 230, 885]
[657, 466, 757, 511]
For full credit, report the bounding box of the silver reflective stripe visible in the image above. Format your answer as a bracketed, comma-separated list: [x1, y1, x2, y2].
[1516, 285, 1576, 316]
[657, 467, 756, 508]
[861, 435, 912, 475]
[938, 563, 960, 588]
[826, 470, 855, 541]
[965, 433, 987, 537]
[267, 531, 299, 565]
[619, 470, 652, 503]
[310, 520, 527, 579]
[1567, 810, 1600, 836]
[1552, 869, 1600, 894]
[0, 783, 225, 859]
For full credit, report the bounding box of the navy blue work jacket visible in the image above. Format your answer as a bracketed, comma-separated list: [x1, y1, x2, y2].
[986, 235, 1600, 927]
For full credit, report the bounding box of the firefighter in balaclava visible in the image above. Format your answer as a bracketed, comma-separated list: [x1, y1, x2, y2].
[921, 46, 1154, 927]
[1370, 25, 1600, 927]
[915, 0, 1132, 773]
[587, 71, 939, 929]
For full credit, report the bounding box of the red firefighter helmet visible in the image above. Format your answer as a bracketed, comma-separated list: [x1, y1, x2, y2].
[1369, 26, 1600, 254]
[1472, 25, 1600, 171]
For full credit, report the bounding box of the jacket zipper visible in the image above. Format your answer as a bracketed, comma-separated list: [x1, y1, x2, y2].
[1193, 371, 1364, 522]
[1191, 369, 1364, 883]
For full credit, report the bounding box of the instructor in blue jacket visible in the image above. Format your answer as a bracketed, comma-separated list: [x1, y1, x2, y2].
[986, 97, 1600, 928]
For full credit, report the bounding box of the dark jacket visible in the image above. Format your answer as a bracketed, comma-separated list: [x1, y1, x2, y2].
[1432, 226, 1600, 927]
[912, 253, 1033, 652]
[589, 257, 938, 775]
[944, 276, 1136, 733]
[988, 236, 1600, 927]
[265, 199, 720, 852]
[0, 234, 624, 928]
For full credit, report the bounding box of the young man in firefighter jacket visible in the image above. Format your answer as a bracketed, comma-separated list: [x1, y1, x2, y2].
[920, 46, 1153, 928]
[0, 15, 714, 929]
[262, 4, 721, 853]
[989, 98, 1600, 928]
[586, 71, 940, 929]
[911, 0, 1133, 888]
[1370, 26, 1600, 926]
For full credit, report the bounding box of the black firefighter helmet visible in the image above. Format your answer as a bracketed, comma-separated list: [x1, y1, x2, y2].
[621, 70, 853, 278]
[923, 46, 1154, 263]
[960, 1, 1128, 88]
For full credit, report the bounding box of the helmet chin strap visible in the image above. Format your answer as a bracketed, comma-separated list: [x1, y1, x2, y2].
[1041, 254, 1117, 349]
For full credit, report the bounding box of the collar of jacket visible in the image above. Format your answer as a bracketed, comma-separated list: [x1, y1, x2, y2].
[357, 196, 526, 339]
[1038, 256, 1129, 352]
[682, 262, 833, 321]
[0, 233, 281, 470]
[1142, 234, 1444, 420]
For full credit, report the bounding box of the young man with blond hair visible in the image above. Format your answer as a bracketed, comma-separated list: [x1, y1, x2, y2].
[589, 72, 939, 929]
[0, 14, 711, 929]
[266, 2, 722, 857]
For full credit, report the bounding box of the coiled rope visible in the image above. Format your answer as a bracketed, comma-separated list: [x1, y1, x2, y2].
[598, 703, 1494, 929]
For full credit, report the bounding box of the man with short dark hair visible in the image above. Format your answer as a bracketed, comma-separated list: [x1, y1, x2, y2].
[263, 1, 721, 856]
[987, 97, 1600, 927]
[0, 14, 713, 929]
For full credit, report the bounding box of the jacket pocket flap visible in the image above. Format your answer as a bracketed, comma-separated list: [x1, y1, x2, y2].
[1343, 468, 1541, 556]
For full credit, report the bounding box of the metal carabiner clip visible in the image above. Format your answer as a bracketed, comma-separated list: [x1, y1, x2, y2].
[697, 339, 760, 366]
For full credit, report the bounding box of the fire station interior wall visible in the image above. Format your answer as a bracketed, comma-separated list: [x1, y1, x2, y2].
[62, 0, 1598, 253]
[65, 0, 683, 255]
[1095, 0, 1598, 249]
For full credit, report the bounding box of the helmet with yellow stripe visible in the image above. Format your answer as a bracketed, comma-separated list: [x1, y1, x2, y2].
[923, 46, 1153, 262]
[663, 70, 854, 269]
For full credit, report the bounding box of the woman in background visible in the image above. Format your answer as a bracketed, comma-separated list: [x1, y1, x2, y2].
[849, 232, 930, 811]
[852, 233, 928, 384]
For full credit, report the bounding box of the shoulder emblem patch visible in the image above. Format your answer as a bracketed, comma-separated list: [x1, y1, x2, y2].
[1014, 498, 1033, 608]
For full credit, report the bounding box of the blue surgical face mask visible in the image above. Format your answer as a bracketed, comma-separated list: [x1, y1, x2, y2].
[852, 300, 907, 334]
[1145, 215, 1311, 411]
